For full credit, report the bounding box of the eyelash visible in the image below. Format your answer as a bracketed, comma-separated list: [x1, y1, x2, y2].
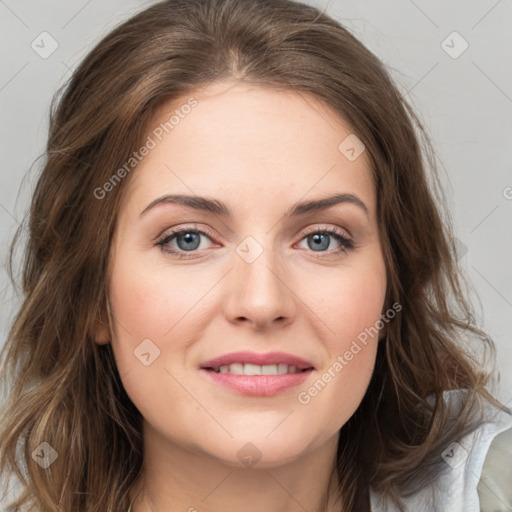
[155, 226, 355, 259]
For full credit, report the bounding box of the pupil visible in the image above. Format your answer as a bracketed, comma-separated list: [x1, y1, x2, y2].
[309, 233, 329, 251]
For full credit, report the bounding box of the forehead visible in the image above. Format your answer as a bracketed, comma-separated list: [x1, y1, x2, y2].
[122, 80, 375, 215]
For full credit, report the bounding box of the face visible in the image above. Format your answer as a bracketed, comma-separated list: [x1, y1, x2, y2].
[99, 79, 387, 467]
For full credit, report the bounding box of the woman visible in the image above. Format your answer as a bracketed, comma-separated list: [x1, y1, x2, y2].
[0, 0, 510, 511]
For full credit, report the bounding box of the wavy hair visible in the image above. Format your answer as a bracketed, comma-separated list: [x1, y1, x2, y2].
[0, 0, 508, 510]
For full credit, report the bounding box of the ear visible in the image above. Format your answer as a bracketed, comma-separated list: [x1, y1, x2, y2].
[378, 318, 388, 341]
[93, 298, 111, 345]
[94, 321, 110, 345]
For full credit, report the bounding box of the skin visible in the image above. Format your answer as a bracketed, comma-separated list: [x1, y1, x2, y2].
[95, 79, 387, 512]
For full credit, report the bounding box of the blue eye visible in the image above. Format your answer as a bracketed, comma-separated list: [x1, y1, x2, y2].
[156, 226, 354, 259]
[299, 228, 354, 254]
[156, 228, 213, 257]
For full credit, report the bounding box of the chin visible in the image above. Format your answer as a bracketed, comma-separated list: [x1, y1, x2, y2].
[194, 429, 315, 469]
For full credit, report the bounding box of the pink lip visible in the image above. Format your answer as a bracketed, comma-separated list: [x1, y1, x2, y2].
[200, 369, 313, 397]
[199, 351, 315, 397]
[200, 351, 314, 371]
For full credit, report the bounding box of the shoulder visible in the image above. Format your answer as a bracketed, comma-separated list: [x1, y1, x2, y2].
[439, 391, 512, 512]
[478, 424, 512, 512]
[370, 390, 512, 512]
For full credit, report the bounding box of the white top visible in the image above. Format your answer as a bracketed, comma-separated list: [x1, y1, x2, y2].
[370, 390, 512, 512]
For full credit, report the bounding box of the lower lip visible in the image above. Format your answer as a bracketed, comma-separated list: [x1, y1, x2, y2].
[199, 368, 314, 396]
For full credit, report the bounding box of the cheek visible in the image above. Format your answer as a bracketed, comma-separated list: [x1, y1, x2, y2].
[109, 242, 213, 331]
[107, 251, 226, 385]
[316, 256, 387, 346]
[106, 259, 209, 425]
[107, 257, 195, 367]
[296, 262, 385, 427]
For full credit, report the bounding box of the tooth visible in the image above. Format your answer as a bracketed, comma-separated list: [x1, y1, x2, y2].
[244, 363, 262, 375]
[230, 363, 244, 375]
[211, 363, 304, 375]
[261, 364, 278, 375]
[277, 363, 289, 374]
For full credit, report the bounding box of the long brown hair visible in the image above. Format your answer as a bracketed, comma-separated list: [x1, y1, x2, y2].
[0, 0, 507, 510]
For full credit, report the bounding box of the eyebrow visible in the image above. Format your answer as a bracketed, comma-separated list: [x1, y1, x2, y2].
[139, 192, 369, 218]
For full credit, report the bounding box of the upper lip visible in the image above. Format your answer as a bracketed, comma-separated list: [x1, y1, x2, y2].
[200, 351, 315, 371]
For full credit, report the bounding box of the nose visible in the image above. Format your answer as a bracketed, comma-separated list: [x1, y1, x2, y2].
[223, 242, 297, 331]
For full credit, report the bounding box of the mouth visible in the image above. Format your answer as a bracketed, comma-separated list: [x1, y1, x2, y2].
[199, 351, 315, 396]
[204, 363, 313, 375]
[200, 350, 315, 373]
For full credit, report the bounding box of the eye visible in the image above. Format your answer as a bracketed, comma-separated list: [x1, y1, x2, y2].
[156, 226, 216, 258]
[297, 227, 354, 256]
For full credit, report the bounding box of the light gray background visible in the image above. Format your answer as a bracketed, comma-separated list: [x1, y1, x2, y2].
[1, 0, 511, 412]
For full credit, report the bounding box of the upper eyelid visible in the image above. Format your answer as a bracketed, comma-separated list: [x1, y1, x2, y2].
[157, 225, 216, 243]
[301, 224, 352, 239]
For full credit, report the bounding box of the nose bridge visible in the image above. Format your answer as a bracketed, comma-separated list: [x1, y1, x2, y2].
[224, 233, 296, 329]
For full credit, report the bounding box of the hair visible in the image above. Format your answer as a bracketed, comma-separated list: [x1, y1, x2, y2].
[0, 0, 508, 510]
